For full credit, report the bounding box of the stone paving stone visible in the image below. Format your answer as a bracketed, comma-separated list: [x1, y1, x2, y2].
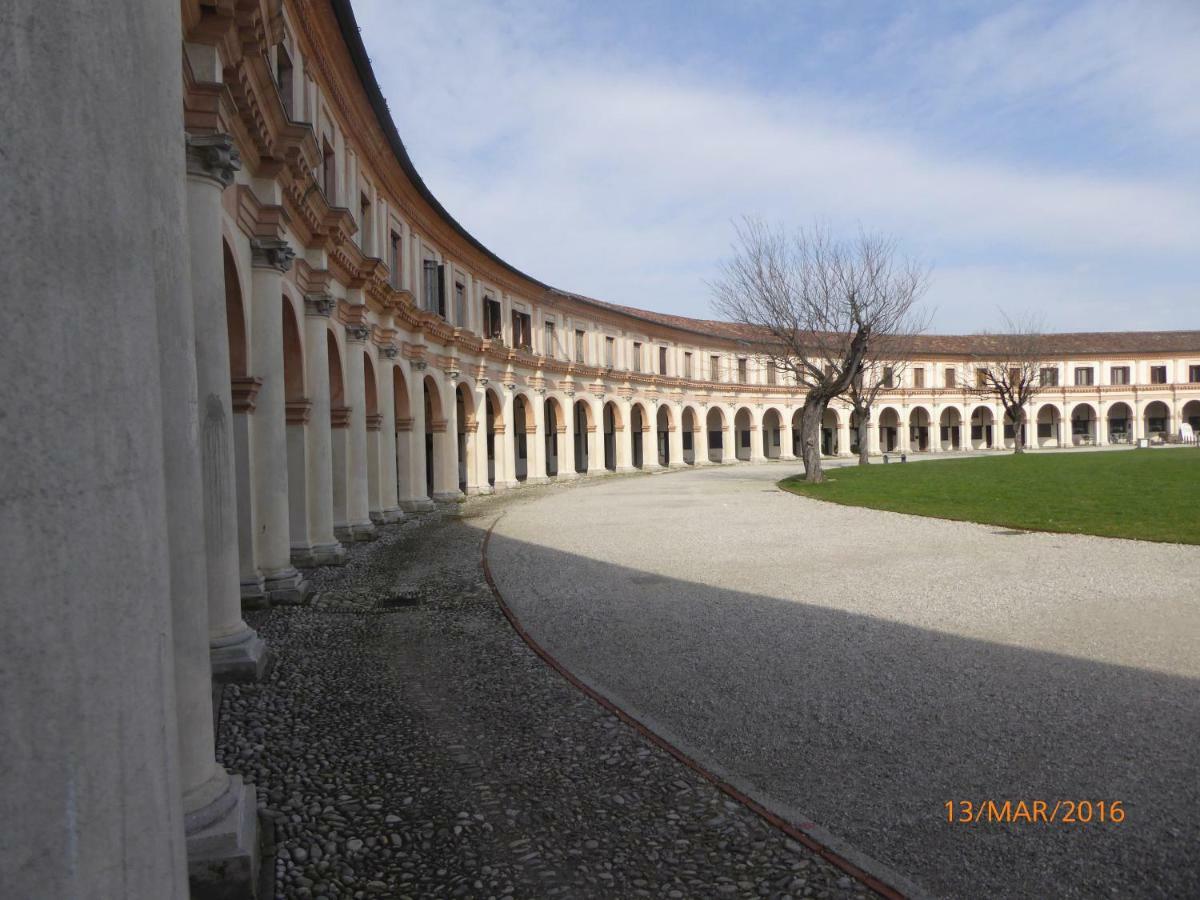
[216, 493, 873, 900]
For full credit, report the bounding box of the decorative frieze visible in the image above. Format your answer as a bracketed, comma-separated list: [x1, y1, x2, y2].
[185, 132, 240, 188]
[250, 237, 294, 272]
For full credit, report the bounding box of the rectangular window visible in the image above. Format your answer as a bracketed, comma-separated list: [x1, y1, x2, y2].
[659, 346, 668, 376]
[737, 358, 748, 384]
[683, 431, 693, 451]
[632, 341, 642, 373]
[454, 282, 465, 326]
[321, 137, 336, 202]
[684, 352, 693, 379]
[1190, 365, 1200, 383]
[913, 367, 925, 389]
[766, 361, 777, 385]
[710, 355, 721, 381]
[276, 45, 294, 119]
[883, 367, 895, 389]
[1110, 366, 1130, 386]
[359, 191, 372, 254]
[422, 259, 438, 314]
[944, 368, 956, 389]
[976, 368, 988, 389]
[544, 321, 556, 358]
[511, 310, 532, 350]
[1074, 367, 1094, 386]
[605, 336, 615, 368]
[483, 296, 503, 339]
[1009, 367, 1021, 385]
[388, 230, 401, 288]
[575, 329, 586, 364]
[1039, 367, 1059, 387]
[1150, 365, 1167, 384]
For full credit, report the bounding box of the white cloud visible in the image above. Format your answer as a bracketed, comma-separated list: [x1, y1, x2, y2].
[353, 0, 1200, 331]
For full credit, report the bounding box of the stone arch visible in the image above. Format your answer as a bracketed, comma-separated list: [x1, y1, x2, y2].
[908, 405, 933, 452]
[878, 406, 902, 453]
[630, 401, 651, 468]
[456, 382, 474, 493]
[681, 405, 700, 465]
[512, 391, 532, 481]
[939, 405, 964, 451]
[392, 366, 414, 502]
[222, 240, 248, 378]
[1107, 401, 1133, 444]
[1035, 402, 1063, 449]
[818, 407, 839, 457]
[705, 406, 726, 463]
[327, 330, 349, 528]
[544, 394, 566, 477]
[1182, 399, 1200, 433]
[1069, 402, 1097, 446]
[572, 397, 596, 474]
[655, 403, 674, 467]
[602, 400, 623, 472]
[734, 406, 754, 461]
[969, 405, 995, 450]
[763, 407, 784, 459]
[282, 301, 305, 402]
[1143, 400, 1171, 440]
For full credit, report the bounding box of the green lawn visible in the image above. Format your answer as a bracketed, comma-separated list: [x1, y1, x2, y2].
[779, 448, 1200, 545]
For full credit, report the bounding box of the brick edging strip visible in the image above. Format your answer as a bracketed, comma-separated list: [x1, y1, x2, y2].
[481, 514, 908, 900]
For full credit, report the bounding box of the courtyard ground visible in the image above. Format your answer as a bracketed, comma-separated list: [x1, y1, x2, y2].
[487, 463, 1200, 898]
[779, 447, 1200, 544]
[219, 488, 876, 900]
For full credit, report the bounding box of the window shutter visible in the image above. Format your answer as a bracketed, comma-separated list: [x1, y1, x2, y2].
[436, 265, 446, 317]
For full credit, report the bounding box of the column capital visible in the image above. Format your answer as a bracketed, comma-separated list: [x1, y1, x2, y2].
[345, 324, 371, 343]
[185, 132, 240, 188]
[378, 343, 399, 359]
[303, 291, 335, 318]
[250, 237, 294, 272]
[230, 376, 263, 413]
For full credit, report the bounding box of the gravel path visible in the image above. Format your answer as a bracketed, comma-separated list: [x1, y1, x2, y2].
[217, 490, 875, 899]
[487, 462, 1200, 899]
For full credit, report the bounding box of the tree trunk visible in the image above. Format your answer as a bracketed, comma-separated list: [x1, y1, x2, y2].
[856, 415, 870, 466]
[1009, 406, 1025, 454]
[798, 396, 826, 483]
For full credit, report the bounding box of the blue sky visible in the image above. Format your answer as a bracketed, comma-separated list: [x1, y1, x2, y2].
[353, 0, 1199, 333]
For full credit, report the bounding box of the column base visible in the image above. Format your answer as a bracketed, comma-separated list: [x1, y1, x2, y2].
[615, 465, 636, 474]
[521, 476, 549, 485]
[667, 462, 687, 469]
[187, 774, 260, 900]
[240, 576, 268, 611]
[720, 458, 738, 465]
[211, 626, 269, 683]
[289, 544, 318, 568]
[368, 510, 387, 525]
[836, 451, 853, 458]
[263, 567, 311, 605]
[780, 453, 797, 461]
[381, 506, 405, 522]
[311, 541, 347, 566]
[556, 471, 581, 480]
[399, 498, 435, 512]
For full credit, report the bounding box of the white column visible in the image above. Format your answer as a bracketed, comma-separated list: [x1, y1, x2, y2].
[868, 416, 881, 455]
[302, 294, 345, 562]
[399, 363, 433, 510]
[615, 399, 635, 471]
[1097, 401, 1109, 446]
[695, 418, 711, 464]
[432, 373, 463, 500]
[500, 386, 519, 486]
[749, 410, 766, 462]
[248, 237, 309, 602]
[185, 134, 267, 678]
[376, 353, 403, 520]
[526, 393, 549, 483]
[471, 386, 492, 493]
[586, 403, 603, 474]
[559, 398, 579, 479]
[837, 415, 852, 457]
[342, 323, 376, 537]
[668, 412, 685, 467]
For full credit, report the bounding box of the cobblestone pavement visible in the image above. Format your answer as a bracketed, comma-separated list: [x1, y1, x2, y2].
[217, 485, 876, 900]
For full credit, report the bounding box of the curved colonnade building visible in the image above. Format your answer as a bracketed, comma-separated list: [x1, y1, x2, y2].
[3, 0, 1199, 896]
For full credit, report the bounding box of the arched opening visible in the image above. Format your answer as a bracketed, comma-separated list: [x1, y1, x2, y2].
[1182, 400, 1200, 435]
[939, 407, 962, 451]
[762, 408, 783, 459]
[1035, 404, 1062, 448]
[734, 407, 753, 461]
[791, 409, 803, 457]
[656, 404, 672, 467]
[602, 401, 621, 472]
[819, 408, 837, 456]
[878, 408, 900, 452]
[224, 243, 255, 595]
[1143, 400, 1171, 441]
[223, 243, 247, 378]
[630, 402, 648, 468]
[1070, 403, 1097, 446]
[486, 389, 504, 486]
[908, 407, 931, 452]
[706, 407, 726, 463]
[392, 367, 413, 501]
[327, 331, 349, 529]
[423, 375, 443, 496]
[282, 300, 309, 558]
[573, 400, 592, 473]
[969, 406, 994, 450]
[1107, 401, 1133, 444]
[513, 393, 530, 481]
[456, 383, 473, 493]
[544, 396, 563, 477]
[363, 352, 381, 516]
[681, 407, 697, 465]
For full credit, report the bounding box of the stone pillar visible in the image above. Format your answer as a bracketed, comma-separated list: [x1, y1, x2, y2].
[526, 393, 549, 483]
[721, 413, 737, 464]
[500, 386, 520, 486]
[432, 373, 464, 500]
[1097, 401, 1109, 446]
[868, 417, 881, 455]
[780, 418, 797, 461]
[668, 415, 685, 467]
[185, 134, 268, 680]
[342, 323, 376, 538]
[471, 385, 493, 493]
[399, 363, 434, 510]
[302, 294, 345, 563]
[376, 350, 404, 519]
[695, 416, 711, 464]
[586, 409, 603, 474]
[749, 411, 766, 462]
[837, 416, 852, 457]
[558, 398, 580, 479]
[248, 238, 309, 603]
[231, 377, 264, 605]
[614, 399, 635, 472]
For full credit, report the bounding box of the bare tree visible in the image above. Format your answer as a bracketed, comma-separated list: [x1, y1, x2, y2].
[967, 312, 1046, 454]
[842, 325, 928, 465]
[710, 219, 929, 483]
